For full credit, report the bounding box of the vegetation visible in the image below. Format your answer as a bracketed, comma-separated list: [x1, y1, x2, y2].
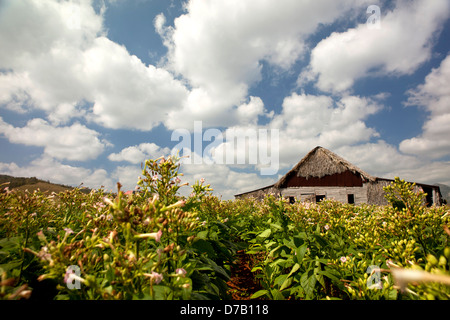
[0, 157, 449, 300]
[0, 174, 90, 194]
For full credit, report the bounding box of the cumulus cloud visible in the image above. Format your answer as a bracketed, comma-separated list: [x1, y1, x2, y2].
[108, 143, 171, 164]
[267, 93, 382, 168]
[83, 37, 188, 130]
[0, 117, 111, 161]
[111, 165, 142, 192]
[158, 0, 368, 129]
[336, 141, 422, 177]
[400, 54, 450, 159]
[0, 156, 115, 190]
[300, 0, 450, 93]
[0, 0, 188, 129]
[179, 162, 276, 200]
[336, 141, 450, 186]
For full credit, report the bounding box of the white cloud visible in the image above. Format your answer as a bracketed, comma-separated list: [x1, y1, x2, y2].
[268, 93, 382, 168]
[0, 117, 110, 161]
[179, 162, 275, 200]
[83, 36, 188, 130]
[108, 143, 171, 164]
[336, 141, 422, 177]
[189, 92, 382, 178]
[400, 54, 450, 159]
[301, 0, 450, 93]
[158, 0, 368, 129]
[0, 0, 188, 130]
[0, 156, 115, 190]
[111, 165, 142, 192]
[336, 141, 450, 186]
[0, 72, 34, 113]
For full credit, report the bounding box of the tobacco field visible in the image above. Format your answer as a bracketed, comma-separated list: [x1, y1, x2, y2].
[1, 155, 449, 300]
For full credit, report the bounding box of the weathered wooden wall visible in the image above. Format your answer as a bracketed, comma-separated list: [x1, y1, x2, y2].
[280, 185, 369, 205]
[236, 177, 442, 206]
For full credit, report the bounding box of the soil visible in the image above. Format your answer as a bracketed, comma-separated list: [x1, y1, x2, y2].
[226, 250, 264, 300]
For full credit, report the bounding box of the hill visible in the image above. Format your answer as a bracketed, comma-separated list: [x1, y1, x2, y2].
[0, 174, 90, 194]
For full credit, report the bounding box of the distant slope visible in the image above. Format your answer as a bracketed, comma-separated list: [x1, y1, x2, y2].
[0, 174, 90, 194]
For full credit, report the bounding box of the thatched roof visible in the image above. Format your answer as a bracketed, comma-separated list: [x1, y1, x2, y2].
[274, 146, 376, 188]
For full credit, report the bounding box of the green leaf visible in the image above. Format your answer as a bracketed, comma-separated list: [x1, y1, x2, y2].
[271, 288, 285, 300]
[274, 274, 289, 287]
[0, 237, 21, 251]
[270, 223, 282, 231]
[193, 239, 216, 258]
[257, 229, 272, 239]
[385, 289, 398, 300]
[250, 289, 268, 299]
[278, 263, 300, 291]
[251, 266, 263, 272]
[0, 260, 22, 272]
[313, 234, 328, 248]
[289, 263, 301, 276]
[300, 271, 316, 299]
[295, 244, 307, 264]
[279, 277, 293, 291]
[296, 232, 307, 240]
[196, 230, 209, 240]
[317, 269, 340, 283]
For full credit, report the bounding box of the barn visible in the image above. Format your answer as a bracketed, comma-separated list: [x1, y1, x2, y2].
[234, 146, 443, 206]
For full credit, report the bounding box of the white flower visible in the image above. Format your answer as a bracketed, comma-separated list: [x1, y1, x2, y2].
[175, 268, 187, 277]
[135, 230, 162, 242]
[145, 271, 163, 284]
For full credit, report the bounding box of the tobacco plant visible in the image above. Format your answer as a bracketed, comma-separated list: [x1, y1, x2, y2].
[1, 162, 449, 300]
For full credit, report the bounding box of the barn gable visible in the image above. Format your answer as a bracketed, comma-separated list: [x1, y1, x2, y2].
[274, 146, 375, 188]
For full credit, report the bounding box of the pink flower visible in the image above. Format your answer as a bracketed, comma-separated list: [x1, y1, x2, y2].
[154, 230, 162, 242]
[145, 271, 163, 284]
[340, 256, 347, 263]
[200, 178, 205, 184]
[124, 190, 133, 195]
[37, 246, 52, 262]
[175, 268, 187, 277]
[324, 224, 330, 231]
[64, 228, 74, 235]
[135, 230, 162, 242]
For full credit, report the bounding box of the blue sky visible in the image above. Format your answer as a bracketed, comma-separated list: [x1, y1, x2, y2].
[1, 0, 449, 199]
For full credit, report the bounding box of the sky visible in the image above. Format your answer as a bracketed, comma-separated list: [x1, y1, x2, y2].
[1, 0, 450, 200]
